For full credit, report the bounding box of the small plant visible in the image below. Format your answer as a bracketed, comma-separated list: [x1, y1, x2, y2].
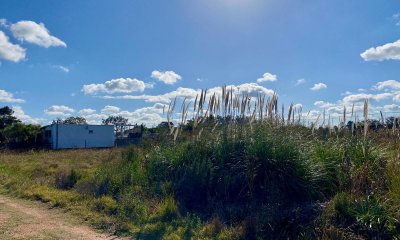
[54, 169, 80, 190]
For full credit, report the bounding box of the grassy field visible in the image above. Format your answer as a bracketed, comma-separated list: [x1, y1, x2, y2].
[1, 92, 400, 239]
[1, 123, 400, 239]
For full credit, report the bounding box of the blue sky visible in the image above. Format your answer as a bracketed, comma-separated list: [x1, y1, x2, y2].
[0, 0, 400, 125]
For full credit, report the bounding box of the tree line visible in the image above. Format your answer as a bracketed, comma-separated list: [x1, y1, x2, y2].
[0, 105, 144, 149]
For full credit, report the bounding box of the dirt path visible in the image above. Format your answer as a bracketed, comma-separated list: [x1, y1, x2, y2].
[0, 195, 127, 240]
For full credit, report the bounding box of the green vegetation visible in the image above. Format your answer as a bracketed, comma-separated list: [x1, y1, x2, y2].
[1, 90, 400, 239]
[1, 123, 400, 239]
[0, 106, 41, 149]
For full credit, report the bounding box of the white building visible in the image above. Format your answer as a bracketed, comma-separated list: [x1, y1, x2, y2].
[42, 124, 115, 149]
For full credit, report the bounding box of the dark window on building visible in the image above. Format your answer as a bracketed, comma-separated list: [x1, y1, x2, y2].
[45, 130, 52, 137]
[89, 130, 94, 134]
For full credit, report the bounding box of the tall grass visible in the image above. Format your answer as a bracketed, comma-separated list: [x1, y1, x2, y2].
[1, 87, 400, 239]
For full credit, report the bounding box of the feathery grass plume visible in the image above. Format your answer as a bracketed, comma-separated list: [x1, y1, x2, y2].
[380, 111, 384, 125]
[229, 87, 233, 116]
[314, 113, 321, 132]
[173, 127, 179, 142]
[305, 110, 311, 126]
[288, 103, 293, 125]
[297, 105, 303, 123]
[364, 99, 368, 139]
[292, 107, 295, 124]
[193, 94, 198, 113]
[343, 106, 346, 127]
[180, 98, 190, 126]
[328, 114, 331, 135]
[322, 109, 326, 127]
[281, 104, 285, 124]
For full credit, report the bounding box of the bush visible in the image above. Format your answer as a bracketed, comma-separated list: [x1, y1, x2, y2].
[55, 169, 80, 190]
[93, 196, 118, 215]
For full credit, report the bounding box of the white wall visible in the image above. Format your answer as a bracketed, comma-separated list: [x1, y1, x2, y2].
[47, 124, 114, 149]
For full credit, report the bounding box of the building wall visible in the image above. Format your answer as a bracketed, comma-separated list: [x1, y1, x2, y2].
[44, 124, 114, 149]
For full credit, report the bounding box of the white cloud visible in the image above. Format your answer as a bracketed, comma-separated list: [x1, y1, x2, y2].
[293, 103, 302, 109]
[103, 87, 199, 103]
[256, 72, 277, 83]
[82, 78, 149, 95]
[52, 65, 69, 73]
[373, 80, 400, 91]
[0, 31, 26, 62]
[360, 39, 400, 61]
[0, 89, 25, 103]
[383, 104, 400, 112]
[44, 105, 75, 116]
[310, 83, 327, 91]
[209, 83, 275, 97]
[79, 113, 106, 125]
[78, 108, 96, 115]
[341, 91, 352, 96]
[0, 19, 8, 27]
[151, 70, 182, 85]
[11, 21, 66, 48]
[77, 103, 166, 126]
[117, 103, 165, 126]
[342, 93, 392, 104]
[12, 105, 43, 124]
[295, 78, 306, 86]
[314, 101, 336, 108]
[102, 83, 275, 103]
[101, 105, 120, 115]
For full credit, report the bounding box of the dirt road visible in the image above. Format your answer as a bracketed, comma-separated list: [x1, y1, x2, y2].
[0, 195, 126, 240]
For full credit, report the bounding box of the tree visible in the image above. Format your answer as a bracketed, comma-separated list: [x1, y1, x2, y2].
[52, 117, 87, 124]
[0, 106, 20, 129]
[0, 106, 21, 144]
[63, 116, 87, 124]
[1, 123, 41, 148]
[102, 116, 128, 136]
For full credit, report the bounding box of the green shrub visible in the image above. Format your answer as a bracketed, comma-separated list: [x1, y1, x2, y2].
[93, 196, 118, 215]
[54, 169, 80, 190]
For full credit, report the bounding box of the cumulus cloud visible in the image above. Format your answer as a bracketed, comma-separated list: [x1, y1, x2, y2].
[256, 72, 277, 83]
[78, 108, 96, 115]
[383, 104, 400, 112]
[314, 101, 336, 108]
[11, 21, 66, 48]
[82, 78, 149, 95]
[310, 83, 327, 91]
[151, 70, 182, 85]
[0, 89, 25, 103]
[117, 103, 165, 126]
[12, 106, 43, 124]
[373, 80, 400, 91]
[342, 93, 392, 103]
[101, 105, 121, 115]
[78, 103, 166, 126]
[103, 83, 274, 103]
[44, 105, 75, 116]
[209, 83, 275, 98]
[0, 19, 8, 27]
[52, 65, 69, 73]
[103, 87, 199, 103]
[360, 40, 400, 61]
[0, 31, 26, 62]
